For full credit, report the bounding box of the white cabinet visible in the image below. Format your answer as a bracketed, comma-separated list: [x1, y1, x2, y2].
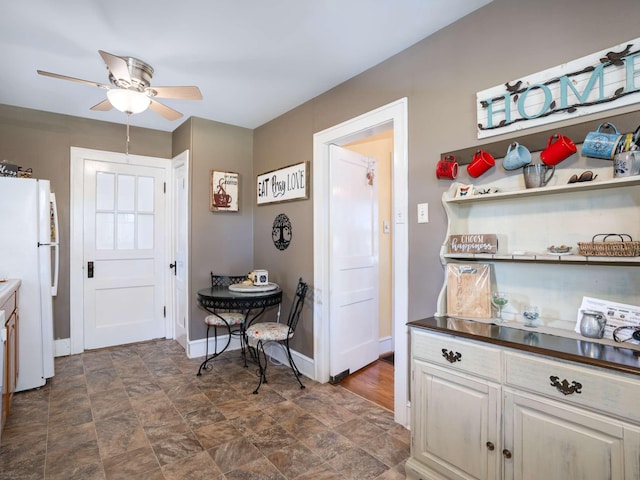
[407, 329, 501, 480]
[1, 285, 18, 432]
[407, 327, 640, 480]
[411, 359, 500, 480]
[503, 389, 640, 480]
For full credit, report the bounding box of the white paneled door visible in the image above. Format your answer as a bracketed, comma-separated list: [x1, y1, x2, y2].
[171, 153, 189, 349]
[329, 144, 379, 379]
[83, 159, 167, 349]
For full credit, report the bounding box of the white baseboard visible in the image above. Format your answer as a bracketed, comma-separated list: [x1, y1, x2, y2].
[379, 336, 393, 355]
[54, 333, 317, 382]
[54, 338, 71, 357]
[263, 343, 315, 380]
[187, 334, 243, 359]
[187, 335, 315, 381]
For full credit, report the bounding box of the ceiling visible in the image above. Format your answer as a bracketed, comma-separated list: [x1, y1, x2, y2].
[0, 0, 491, 132]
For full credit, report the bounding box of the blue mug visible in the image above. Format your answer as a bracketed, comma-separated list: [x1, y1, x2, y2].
[582, 122, 621, 160]
[503, 142, 532, 170]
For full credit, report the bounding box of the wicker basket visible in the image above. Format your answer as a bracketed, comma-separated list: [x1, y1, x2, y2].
[17, 168, 32, 178]
[577, 234, 640, 257]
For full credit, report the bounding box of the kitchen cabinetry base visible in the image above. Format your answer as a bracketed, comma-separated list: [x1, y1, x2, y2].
[406, 458, 450, 480]
[408, 325, 640, 480]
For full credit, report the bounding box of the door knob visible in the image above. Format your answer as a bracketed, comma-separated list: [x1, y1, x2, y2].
[486, 442, 495, 451]
[502, 449, 512, 459]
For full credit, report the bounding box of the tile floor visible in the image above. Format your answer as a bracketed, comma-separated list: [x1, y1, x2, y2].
[0, 339, 409, 479]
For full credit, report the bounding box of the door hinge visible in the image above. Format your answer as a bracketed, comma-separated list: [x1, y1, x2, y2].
[163, 182, 166, 193]
[163, 306, 166, 318]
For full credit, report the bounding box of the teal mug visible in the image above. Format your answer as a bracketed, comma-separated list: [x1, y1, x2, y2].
[503, 142, 532, 170]
[582, 122, 621, 160]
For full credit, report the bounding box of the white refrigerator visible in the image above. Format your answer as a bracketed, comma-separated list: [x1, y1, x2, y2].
[0, 177, 57, 391]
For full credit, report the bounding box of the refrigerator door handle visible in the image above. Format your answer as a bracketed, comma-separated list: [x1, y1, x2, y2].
[51, 243, 59, 296]
[50, 192, 60, 296]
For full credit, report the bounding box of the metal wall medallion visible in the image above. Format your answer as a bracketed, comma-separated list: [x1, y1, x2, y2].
[272, 213, 292, 250]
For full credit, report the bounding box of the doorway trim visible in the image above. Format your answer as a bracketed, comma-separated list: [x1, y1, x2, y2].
[69, 147, 172, 355]
[313, 98, 409, 426]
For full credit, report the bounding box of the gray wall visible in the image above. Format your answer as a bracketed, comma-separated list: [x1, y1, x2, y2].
[0, 106, 254, 343]
[0, 104, 171, 339]
[185, 117, 254, 340]
[252, 0, 640, 356]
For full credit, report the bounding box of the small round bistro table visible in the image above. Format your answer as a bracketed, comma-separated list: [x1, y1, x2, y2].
[196, 284, 282, 375]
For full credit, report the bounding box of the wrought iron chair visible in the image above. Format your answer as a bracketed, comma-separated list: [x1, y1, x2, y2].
[197, 273, 247, 376]
[245, 277, 308, 394]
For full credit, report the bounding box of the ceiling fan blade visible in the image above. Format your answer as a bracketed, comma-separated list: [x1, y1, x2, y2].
[99, 50, 131, 83]
[37, 70, 111, 89]
[90, 99, 113, 112]
[149, 99, 183, 121]
[147, 86, 203, 100]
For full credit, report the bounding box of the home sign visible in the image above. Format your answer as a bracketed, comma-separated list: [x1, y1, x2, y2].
[477, 37, 640, 139]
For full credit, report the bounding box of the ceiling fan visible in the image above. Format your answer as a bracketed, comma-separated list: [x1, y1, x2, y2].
[37, 50, 202, 121]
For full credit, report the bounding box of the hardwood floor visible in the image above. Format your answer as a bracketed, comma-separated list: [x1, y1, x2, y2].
[340, 358, 394, 411]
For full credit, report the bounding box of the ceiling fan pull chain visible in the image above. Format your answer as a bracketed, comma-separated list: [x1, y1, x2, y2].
[126, 113, 131, 155]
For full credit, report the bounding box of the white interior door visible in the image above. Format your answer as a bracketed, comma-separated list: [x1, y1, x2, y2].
[171, 152, 189, 348]
[83, 158, 167, 349]
[329, 144, 379, 379]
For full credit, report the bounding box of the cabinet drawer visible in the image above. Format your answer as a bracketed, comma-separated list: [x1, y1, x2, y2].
[411, 328, 502, 381]
[504, 351, 640, 424]
[0, 291, 15, 319]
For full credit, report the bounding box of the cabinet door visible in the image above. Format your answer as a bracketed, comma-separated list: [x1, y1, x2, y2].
[413, 359, 501, 480]
[7, 313, 16, 396]
[1, 324, 6, 429]
[503, 388, 640, 480]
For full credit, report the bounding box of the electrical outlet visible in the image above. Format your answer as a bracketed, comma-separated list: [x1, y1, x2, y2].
[417, 203, 429, 223]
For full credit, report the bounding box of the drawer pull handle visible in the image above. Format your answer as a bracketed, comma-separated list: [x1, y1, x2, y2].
[549, 376, 582, 395]
[441, 348, 462, 363]
[486, 441, 495, 451]
[502, 449, 512, 459]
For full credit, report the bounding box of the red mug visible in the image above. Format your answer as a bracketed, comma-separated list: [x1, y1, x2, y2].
[436, 154, 458, 179]
[467, 150, 495, 178]
[540, 133, 577, 166]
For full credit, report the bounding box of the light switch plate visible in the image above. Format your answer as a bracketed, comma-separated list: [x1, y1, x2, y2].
[417, 203, 429, 223]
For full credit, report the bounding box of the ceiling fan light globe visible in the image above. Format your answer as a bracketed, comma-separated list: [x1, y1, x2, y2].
[107, 89, 151, 114]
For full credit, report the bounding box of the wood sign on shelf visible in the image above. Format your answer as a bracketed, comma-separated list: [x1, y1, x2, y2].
[448, 234, 498, 254]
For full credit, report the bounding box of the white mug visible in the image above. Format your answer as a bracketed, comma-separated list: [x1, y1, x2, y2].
[613, 151, 640, 178]
[250, 269, 269, 285]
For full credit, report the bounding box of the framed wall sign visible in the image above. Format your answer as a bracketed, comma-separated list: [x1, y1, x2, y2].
[210, 170, 239, 212]
[476, 37, 640, 139]
[257, 161, 308, 205]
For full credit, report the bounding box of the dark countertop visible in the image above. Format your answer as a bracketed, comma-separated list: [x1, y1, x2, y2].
[409, 316, 640, 377]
